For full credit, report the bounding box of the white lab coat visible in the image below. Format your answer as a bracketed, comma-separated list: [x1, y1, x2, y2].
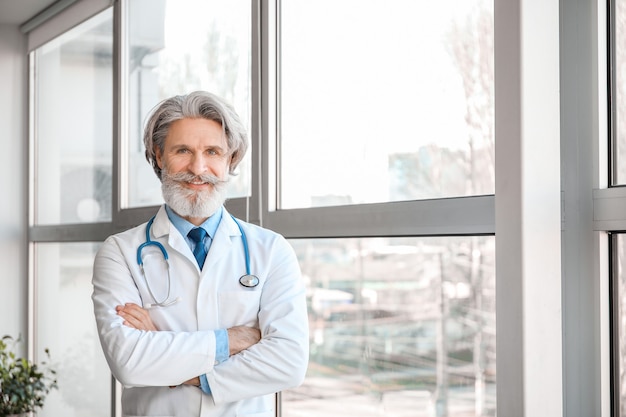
[92, 206, 309, 417]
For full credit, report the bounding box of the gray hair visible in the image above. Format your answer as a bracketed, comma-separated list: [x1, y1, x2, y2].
[143, 91, 248, 180]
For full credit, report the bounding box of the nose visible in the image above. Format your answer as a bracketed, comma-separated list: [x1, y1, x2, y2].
[188, 152, 208, 175]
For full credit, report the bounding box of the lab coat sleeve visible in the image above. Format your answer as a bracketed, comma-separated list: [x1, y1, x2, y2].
[205, 235, 309, 404]
[92, 234, 218, 388]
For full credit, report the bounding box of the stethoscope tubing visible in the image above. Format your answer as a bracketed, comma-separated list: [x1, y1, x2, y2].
[230, 214, 251, 276]
[136, 213, 259, 308]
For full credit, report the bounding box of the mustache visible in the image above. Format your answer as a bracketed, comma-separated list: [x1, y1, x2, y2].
[165, 171, 229, 186]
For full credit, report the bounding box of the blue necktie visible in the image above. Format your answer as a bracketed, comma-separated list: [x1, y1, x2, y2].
[188, 227, 208, 269]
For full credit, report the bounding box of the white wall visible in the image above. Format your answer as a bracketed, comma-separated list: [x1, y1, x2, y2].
[0, 24, 28, 352]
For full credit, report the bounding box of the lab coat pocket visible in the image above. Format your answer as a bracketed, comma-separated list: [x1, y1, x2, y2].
[218, 291, 261, 327]
[237, 412, 274, 417]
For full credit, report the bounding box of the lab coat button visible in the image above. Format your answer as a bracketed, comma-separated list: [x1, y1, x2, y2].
[215, 360, 219, 365]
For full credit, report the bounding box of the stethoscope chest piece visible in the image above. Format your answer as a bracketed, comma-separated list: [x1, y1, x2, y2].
[239, 274, 260, 288]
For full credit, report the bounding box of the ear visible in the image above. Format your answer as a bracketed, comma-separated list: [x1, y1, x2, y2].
[155, 146, 163, 169]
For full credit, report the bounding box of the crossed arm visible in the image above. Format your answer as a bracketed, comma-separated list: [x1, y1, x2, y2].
[116, 303, 261, 387]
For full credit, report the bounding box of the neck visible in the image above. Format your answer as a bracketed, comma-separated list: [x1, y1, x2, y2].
[185, 215, 210, 226]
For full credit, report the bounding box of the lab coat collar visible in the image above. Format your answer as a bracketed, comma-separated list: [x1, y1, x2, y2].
[149, 205, 244, 273]
[150, 205, 241, 239]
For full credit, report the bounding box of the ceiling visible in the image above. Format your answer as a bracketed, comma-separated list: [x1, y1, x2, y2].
[0, 0, 58, 25]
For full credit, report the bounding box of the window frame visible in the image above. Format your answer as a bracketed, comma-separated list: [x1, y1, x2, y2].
[28, 0, 604, 416]
[604, 0, 626, 412]
[259, 0, 494, 239]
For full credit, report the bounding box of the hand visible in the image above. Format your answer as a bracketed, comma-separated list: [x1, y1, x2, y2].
[170, 377, 201, 389]
[227, 326, 261, 356]
[116, 303, 158, 331]
[117, 304, 200, 388]
[182, 377, 200, 386]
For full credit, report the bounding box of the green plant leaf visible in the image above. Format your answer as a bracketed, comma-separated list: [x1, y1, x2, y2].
[0, 334, 57, 414]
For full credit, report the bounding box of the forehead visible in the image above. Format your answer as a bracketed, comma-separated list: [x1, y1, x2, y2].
[165, 118, 226, 146]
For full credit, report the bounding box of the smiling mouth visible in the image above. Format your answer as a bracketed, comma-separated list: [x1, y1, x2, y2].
[185, 180, 212, 188]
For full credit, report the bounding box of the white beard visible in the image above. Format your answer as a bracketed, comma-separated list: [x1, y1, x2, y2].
[161, 168, 229, 219]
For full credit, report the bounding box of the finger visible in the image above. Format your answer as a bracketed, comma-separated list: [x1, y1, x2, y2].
[117, 308, 149, 329]
[117, 311, 141, 329]
[119, 306, 147, 322]
[121, 303, 148, 316]
[116, 304, 142, 318]
[118, 307, 157, 331]
[118, 305, 152, 324]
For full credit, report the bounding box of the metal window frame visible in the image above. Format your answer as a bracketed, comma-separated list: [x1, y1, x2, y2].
[25, 1, 501, 417]
[23, 0, 626, 415]
[602, 0, 626, 409]
[609, 233, 620, 417]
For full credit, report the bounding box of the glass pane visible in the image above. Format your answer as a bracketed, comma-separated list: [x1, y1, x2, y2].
[33, 9, 113, 225]
[283, 236, 496, 416]
[35, 242, 111, 417]
[613, 0, 626, 184]
[615, 234, 626, 415]
[126, 0, 251, 207]
[279, 0, 494, 209]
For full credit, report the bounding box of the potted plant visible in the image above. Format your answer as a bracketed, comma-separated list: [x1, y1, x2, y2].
[0, 335, 57, 417]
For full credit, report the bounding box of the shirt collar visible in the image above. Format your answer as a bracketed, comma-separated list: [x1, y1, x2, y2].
[164, 205, 223, 240]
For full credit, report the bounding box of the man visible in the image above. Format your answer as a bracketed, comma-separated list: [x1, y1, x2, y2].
[92, 91, 309, 417]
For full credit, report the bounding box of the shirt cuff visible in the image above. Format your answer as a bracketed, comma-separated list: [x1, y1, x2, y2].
[200, 329, 230, 395]
[215, 328, 229, 363]
[200, 374, 211, 394]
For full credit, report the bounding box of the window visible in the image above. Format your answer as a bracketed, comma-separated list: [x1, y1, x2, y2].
[27, 1, 498, 416]
[34, 243, 111, 417]
[612, 234, 626, 416]
[124, 0, 251, 208]
[612, 0, 626, 185]
[609, 2, 626, 414]
[283, 236, 496, 416]
[32, 8, 113, 225]
[278, 0, 494, 209]
[29, 7, 115, 415]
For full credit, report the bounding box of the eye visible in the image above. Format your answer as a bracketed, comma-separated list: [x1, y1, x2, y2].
[176, 148, 190, 154]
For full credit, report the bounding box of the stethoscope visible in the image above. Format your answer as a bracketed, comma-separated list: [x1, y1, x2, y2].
[136, 214, 260, 308]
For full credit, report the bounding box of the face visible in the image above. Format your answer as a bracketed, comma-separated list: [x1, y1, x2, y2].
[155, 118, 231, 224]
